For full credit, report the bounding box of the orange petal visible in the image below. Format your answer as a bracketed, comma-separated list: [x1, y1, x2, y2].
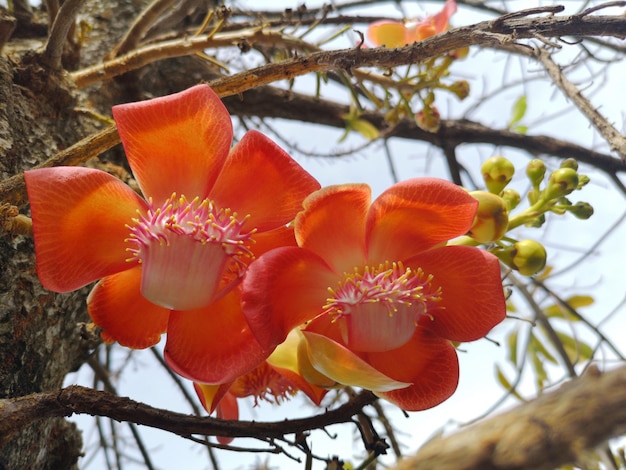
[366, 21, 410, 48]
[366, 178, 477, 263]
[210, 130, 320, 233]
[87, 266, 169, 348]
[295, 184, 370, 273]
[367, 328, 459, 411]
[302, 331, 411, 392]
[25, 167, 146, 292]
[242, 247, 336, 350]
[215, 392, 239, 445]
[194, 382, 233, 414]
[266, 330, 328, 405]
[164, 289, 269, 384]
[409, 246, 506, 342]
[250, 224, 296, 259]
[112, 84, 232, 204]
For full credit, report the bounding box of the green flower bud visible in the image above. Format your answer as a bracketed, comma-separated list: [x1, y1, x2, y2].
[512, 239, 547, 276]
[526, 159, 546, 186]
[467, 191, 509, 243]
[577, 174, 590, 189]
[481, 156, 515, 194]
[569, 201, 594, 220]
[544, 168, 579, 200]
[448, 80, 470, 100]
[500, 188, 521, 211]
[560, 158, 578, 171]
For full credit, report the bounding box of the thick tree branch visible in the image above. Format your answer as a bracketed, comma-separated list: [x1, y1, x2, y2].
[392, 365, 626, 470]
[0, 386, 376, 447]
[71, 11, 626, 89]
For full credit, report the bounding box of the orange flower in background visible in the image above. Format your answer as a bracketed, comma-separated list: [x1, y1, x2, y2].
[25, 84, 320, 383]
[195, 331, 328, 444]
[242, 178, 506, 411]
[366, 0, 457, 47]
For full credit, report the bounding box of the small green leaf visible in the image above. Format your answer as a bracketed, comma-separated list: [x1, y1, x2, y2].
[529, 332, 558, 365]
[530, 347, 548, 389]
[544, 295, 594, 320]
[495, 365, 524, 400]
[506, 329, 519, 366]
[512, 125, 528, 134]
[509, 95, 527, 127]
[351, 118, 380, 140]
[555, 330, 594, 364]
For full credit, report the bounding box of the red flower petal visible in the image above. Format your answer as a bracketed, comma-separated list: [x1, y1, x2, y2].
[215, 392, 238, 445]
[367, 328, 459, 411]
[409, 246, 506, 342]
[210, 130, 320, 233]
[164, 289, 269, 384]
[250, 224, 296, 259]
[242, 247, 336, 351]
[25, 167, 146, 292]
[87, 266, 169, 348]
[112, 84, 232, 204]
[365, 178, 477, 263]
[295, 184, 370, 274]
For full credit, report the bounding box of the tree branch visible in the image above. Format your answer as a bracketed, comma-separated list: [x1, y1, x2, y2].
[71, 11, 626, 89]
[534, 47, 626, 159]
[392, 365, 626, 470]
[0, 386, 377, 447]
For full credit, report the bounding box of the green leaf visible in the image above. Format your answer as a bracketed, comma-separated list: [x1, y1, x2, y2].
[530, 347, 548, 389]
[351, 118, 380, 140]
[529, 332, 558, 365]
[506, 329, 519, 366]
[544, 295, 594, 320]
[555, 330, 594, 364]
[509, 95, 527, 127]
[512, 125, 528, 134]
[495, 365, 524, 401]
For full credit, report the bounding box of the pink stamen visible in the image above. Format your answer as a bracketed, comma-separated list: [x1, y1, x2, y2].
[323, 262, 442, 352]
[126, 193, 255, 310]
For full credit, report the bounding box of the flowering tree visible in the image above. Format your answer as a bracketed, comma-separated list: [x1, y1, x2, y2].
[0, 1, 625, 469]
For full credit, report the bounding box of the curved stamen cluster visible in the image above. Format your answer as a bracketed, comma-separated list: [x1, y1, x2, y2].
[324, 262, 442, 320]
[230, 362, 297, 406]
[125, 193, 256, 310]
[127, 193, 255, 274]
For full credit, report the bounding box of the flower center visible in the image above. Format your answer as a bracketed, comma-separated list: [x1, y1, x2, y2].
[229, 362, 296, 406]
[323, 262, 442, 352]
[126, 193, 255, 310]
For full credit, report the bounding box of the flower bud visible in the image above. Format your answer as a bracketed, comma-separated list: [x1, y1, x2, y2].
[448, 80, 470, 100]
[500, 188, 521, 211]
[467, 191, 509, 243]
[415, 104, 440, 133]
[560, 158, 578, 171]
[544, 168, 579, 200]
[526, 159, 546, 186]
[577, 174, 590, 189]
[569, 201, 594, 220]
[481, 156, 515, 194]
[512, 239, 547, 276]
[449, 46, 469, 60]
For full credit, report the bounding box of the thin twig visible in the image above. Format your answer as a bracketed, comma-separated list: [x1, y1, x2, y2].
[534, 47, 626, 159]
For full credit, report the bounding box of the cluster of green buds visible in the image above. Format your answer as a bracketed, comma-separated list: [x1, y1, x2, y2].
[463, 155, 592, 276]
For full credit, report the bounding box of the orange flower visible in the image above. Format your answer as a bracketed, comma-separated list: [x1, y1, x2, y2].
[25, 84, 320, 383]
[366, 0, 457, 47]
[194, 331, 327, 444]
[242, 178, 506, 411]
